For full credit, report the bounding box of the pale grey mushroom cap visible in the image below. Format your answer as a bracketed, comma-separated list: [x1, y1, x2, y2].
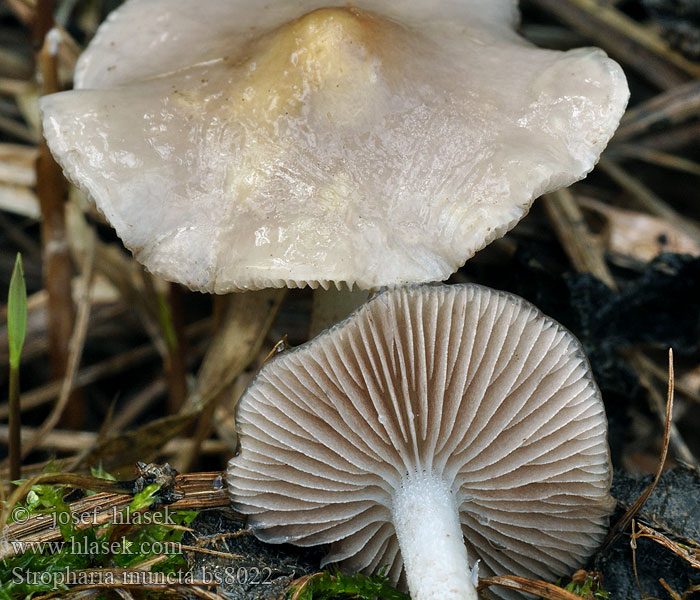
[40, 1, 628, 293]
[227, 283, 614, 598]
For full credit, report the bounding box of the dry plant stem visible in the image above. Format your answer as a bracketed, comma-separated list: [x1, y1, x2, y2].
[478, 575, 584, 600]
[175, 289, 286, 472]
[544, 190, 698, 474]
[19, 235, 95, 459]
[36, 22, 83, 428]
[0, 114, 38, 144]
[166, 282, 188, 413]
[614, 79, 700, 141]
[0, 426, 228, 456]
[632, 522, 700, 570]
[0, 318, 210, 420]
[0, 212, 42, 261]
[631, 351, 698, 469]
[638, 353, 700, 405]
[602, 350, 677, 550]
[542, 189, 617, 289]
[606, 144, 700, 178]
[634, 122, 700, 153]
[1, 471, 230, 556]
[31, 0, 53, 50]
[659, 579, 683, 600]
[71, 292, 283, 472]
[527, 0, 700, 88]
[180, 397, 218, 473]
[6, 0, 35, 26]
[8, 365, 20, 482]
[598, 159, 700, 242]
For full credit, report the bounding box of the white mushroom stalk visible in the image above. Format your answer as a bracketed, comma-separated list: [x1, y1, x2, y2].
[228, 284, 615, 600]
[393, 472, 477, 600]
[40, 1, 628, 293]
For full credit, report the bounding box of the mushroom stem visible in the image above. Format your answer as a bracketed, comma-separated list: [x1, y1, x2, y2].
[392, 472, 477, 600]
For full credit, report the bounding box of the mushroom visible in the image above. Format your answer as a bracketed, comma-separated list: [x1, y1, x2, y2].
[39, 0, 629, 294]
[227, 283, 613, 600]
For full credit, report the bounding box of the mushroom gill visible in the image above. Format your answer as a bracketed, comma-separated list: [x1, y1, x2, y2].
[228, 283, 614, 600]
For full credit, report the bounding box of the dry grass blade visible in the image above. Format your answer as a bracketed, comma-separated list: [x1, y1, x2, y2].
[615, 79, 700, 141]
[577, 196, 700, 264]
[0, 143, 37, 186]
[30, 573, 214, 597]
[0, 336, 161, 419]
[659, 579, 683, 600]
[633, 121, 700, 154]
[602, 350, 675, 550]
[76, 290, 283, 471]
[478, 575, 583, 600]
[35, 26, 83, 427]
[18, 232, 95, 459]
[633, 352, 700, 468]
[1, 471, 230, 558]
[0, 471, 127, 531]
[598, 159, 700, 242]
[605, 145, 700, 178]
[179, 544, 243, 560]
[287, 574, 323, 600]
[0, 183, 39, 217]
[526, 0, 700, 88]
[173, 289, 286, 472]
[0, 113, 38, 145]
[194, 289, 287, 403]
[632, 522, 700, 570]
[542, 188, 617, 289]
[4, 0, 35, 25]
[0, 425, 230, 456]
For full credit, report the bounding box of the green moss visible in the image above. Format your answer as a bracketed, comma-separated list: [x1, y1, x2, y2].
[286, 568, 409, 600]
[0, 471, 197, 598]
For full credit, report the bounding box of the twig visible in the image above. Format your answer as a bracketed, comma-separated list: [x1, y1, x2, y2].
[0, 319, 210, 420]
[602, 350, 678, 551]
[19, 234, 95, 459]
[1, 471, 230, 555]
[36, 25, 83, 426]
[614, 79, 700, 141]
[173, 289, 286, 473]
[598, 158, 700, 242]
[632, 521, 700, 570]
[542, 188, 617, 289]
[605, 145, 700, 178]
[478, 575, 583, 600]
[526, 0, 700, 88]
[0, 425, 230, 456]
[164, 282, 188, 413]
[631, 351, 698, 469]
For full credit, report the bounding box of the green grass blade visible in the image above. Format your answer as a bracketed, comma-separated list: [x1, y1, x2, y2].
[7, 253, 27, 370]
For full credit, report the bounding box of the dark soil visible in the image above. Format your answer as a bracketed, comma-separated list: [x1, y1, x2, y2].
[593, 468, 700, 599]
[183, 509, 324, 600]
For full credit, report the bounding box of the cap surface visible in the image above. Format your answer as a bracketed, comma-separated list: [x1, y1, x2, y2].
[41, 1, 629, 292]
[227, 283, 614, 596]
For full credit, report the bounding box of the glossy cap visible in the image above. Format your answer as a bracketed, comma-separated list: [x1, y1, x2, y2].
[41, 1, 628, 292]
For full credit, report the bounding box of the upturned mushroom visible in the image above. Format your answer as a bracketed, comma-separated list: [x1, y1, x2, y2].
[227, 283, 613, 600]
[40, 0, 628, 293]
